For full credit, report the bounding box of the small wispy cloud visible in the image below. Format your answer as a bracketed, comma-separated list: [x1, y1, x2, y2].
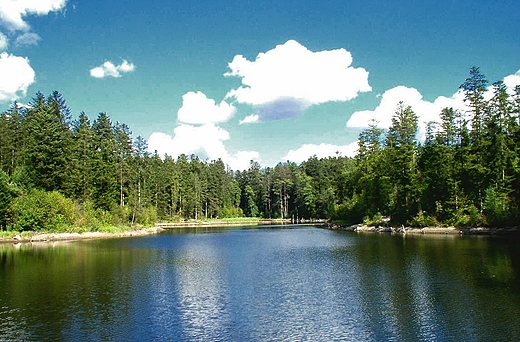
[90, 60, 135, 78]
[15, 32, 41, 47]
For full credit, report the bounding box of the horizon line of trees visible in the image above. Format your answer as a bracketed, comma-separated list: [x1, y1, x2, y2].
[0, 67, 518, 231]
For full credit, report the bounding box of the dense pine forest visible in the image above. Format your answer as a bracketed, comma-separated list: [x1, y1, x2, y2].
[0, 68, 519, 232]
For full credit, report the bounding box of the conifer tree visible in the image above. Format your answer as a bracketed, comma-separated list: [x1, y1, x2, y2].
[385, 102, 419, 223]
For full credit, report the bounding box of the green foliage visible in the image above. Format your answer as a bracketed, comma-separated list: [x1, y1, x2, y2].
[9, 190, 76, 231]
[134, 205, 157, 226]
[484, 187, 514, 226]
[75, 200, 114, 230]
[385, 102, 419, 223]
[363, 212, 387, 227]
[0, 170, 18, 229]
[447, 205, 486, 227]
[331, 194, 365, 225]
[408, 210, 441, 228]
[1, 74, 519, 232]
[218, 206, 244, 218]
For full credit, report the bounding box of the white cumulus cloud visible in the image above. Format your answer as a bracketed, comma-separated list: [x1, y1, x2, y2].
[90, 60, 135, 78]
[346, 86, 469, 140]
[148, 124, 259, 171]
[177, 91, 236, 125]
[0, 52, 35, 102]
[283, 142, 359, 163]
[239, 114, 259, 125]
[225, 40, 371, 121]
[0, 0, 67, 31]
[504, 69, 520, 93]
[347, 69, 520, 141]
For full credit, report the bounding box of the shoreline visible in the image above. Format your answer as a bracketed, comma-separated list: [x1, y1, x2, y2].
[156, 219, 285, 228]
[0, 219, 311, 244]
[1, 226, 165, 244]
[3, 220, 518, 245]
[324, 223, 520, 235]
[155, 219, 325, 228]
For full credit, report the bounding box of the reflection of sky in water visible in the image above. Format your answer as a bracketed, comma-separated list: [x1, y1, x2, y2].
[221, 228, 374, 340]
[173, 238, 230, 340]
[358, 263, 401, 339]
[2, 228, 520, 340]
[407, 258, 443, 339]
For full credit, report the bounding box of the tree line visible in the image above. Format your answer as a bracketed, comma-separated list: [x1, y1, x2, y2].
[339, 67, 520, 227]
[0, 67, 518, 231]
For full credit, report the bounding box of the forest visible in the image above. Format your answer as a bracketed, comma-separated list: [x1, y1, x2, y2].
[0, 67, 519, 232]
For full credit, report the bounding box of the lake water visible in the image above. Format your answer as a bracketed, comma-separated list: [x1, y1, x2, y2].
[1, 225, 520, 341]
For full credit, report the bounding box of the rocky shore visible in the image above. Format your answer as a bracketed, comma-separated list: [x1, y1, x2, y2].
[324, 223, 520, 235]
[2, 226, 164, 244]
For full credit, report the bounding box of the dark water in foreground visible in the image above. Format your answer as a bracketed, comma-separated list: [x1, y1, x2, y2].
[1, 225, 520, 341]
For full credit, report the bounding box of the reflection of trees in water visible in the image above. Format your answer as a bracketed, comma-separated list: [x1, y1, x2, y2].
[0, 242, 146, 340]
[1, 230, 520, 340]
[349, 234, 520, 341]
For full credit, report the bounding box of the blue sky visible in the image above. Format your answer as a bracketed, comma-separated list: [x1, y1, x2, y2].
[1, 0, 519, 170]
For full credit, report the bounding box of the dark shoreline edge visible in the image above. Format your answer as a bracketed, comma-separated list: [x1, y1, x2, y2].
[323, 223, 520, 236]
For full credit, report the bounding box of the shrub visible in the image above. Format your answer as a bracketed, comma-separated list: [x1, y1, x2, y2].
[484, 187, 514, 226]
[75, 200, 112, 230]
[9, 189, 76, 231]
[408, 210, 440, 228]
[447, 204, 486, 227]
[218, 206, 244, 218]
[134, 205, 157, 226]
[363, 212, 387, 227]
[330, 194, 366, 224]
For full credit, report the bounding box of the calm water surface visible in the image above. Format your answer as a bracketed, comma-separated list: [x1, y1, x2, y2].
[1, 225, 520, 341]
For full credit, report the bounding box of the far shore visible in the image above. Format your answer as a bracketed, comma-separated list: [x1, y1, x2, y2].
[0, 219, 318, 244]
[324, 223, 520, 235]
[2, 220, 518, 245]
[154, 218, 324, 228]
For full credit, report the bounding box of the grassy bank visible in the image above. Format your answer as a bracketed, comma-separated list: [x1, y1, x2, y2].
[0, 226, 164, 243]
[0, 217, 295, 242]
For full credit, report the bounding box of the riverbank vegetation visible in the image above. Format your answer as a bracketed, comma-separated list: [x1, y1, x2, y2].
[0, 68, 519, 232]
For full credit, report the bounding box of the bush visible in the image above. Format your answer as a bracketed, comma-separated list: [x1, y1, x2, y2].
[484, 187, 514, 226]
[447, 204, 486, 227]
[331, 194, 366, 225]
[75, 200, 114, 230]
[134, 205, 157, 226]
[408, 210, 440, 228]
[218, 206, 244, 218]
[9, 189, 76, 231]
[363, 212, 387, 227]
